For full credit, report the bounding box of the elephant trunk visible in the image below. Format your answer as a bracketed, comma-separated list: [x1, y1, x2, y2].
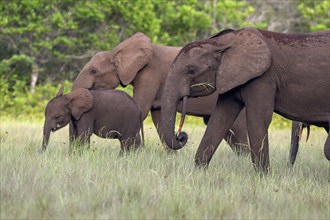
[160, 89, 188, 150]
[72, 73, 94, 91]
[41, 121, 52, 151]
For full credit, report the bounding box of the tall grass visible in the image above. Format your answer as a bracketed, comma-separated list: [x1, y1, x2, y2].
[0, 121, 329, 219]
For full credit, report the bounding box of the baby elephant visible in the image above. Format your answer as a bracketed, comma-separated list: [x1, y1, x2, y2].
[41, 86, 144, 153]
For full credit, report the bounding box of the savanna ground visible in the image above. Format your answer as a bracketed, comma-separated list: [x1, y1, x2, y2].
[0, 119, 329, 219]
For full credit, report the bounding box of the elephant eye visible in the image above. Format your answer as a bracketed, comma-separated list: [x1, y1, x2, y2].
[91, 68, 97, 74]
[186, 67, 195, 75]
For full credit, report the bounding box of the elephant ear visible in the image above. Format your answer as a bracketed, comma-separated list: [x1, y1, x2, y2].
[113, 32, 153, 86]
[216, 28, 271, 94]
[66, 88, 93, 120]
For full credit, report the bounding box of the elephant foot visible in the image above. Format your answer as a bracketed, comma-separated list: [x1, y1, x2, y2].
[231, 143, 250, 156]
[194, 157, 209, 169]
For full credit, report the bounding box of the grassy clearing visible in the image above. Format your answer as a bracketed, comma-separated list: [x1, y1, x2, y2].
[0, 121, 329, 219]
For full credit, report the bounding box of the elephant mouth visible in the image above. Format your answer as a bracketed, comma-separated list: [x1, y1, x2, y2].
[90, 82, 97, 90]
[51, 124, 61, 132]
[91, 82, 116, 90]
[190, 82, 215, 96]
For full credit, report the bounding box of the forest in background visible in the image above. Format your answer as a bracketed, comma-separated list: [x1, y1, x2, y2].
[1, 0, 329, 122]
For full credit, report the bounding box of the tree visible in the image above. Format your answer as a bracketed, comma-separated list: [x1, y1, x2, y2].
[1, 0, 120, 92]
[2, 0, 328, 93]
[297, 0, 330, 32]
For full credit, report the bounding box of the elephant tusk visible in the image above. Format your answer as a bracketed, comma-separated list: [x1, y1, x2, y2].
[306, 126, 310, 142]
[177, 96, 187, 134]
[298, 122, 303, 142]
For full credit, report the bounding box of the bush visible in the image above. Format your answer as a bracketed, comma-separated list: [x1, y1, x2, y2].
[0, 77, 72, 122]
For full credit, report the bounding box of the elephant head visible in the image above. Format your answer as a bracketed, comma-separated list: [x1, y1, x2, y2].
[160, 28, 271, 150]
[72, 32, 152, 91]
[41, 85, 93, 151]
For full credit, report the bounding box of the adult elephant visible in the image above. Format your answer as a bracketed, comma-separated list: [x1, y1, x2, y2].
[71, 32, 249, 153]
[160, 28, 330, 172]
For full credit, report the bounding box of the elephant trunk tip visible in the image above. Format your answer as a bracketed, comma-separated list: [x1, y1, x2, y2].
[176, 131, 188, 147]
[166, 131, 188, 150]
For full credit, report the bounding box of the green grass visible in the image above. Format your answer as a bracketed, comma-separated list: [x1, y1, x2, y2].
[0, 121, 329, 219]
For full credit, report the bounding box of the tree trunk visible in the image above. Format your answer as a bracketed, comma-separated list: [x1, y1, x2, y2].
[212, 0, 217, 33]
[30, 62, 39, 94]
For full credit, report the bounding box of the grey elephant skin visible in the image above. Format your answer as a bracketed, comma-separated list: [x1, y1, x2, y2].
[71, 32, 249, 153]
[42, 87, 143, 152]
[160, 27, 330, 172]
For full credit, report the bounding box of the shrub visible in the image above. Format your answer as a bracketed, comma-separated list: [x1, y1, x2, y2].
[0, 77, 72, 122]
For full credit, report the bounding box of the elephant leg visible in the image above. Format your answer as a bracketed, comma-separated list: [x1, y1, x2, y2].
[324, 132, 330, 160]
[75, 123, 92, 149]
[289, 121, 302, 166]
[225, 108, 249, 155]
[120, 136, 137, 153]
[78, 132, 91, 149]
[69, 122, 91, 150]
[195, 94, 244, 168]
[134, 133, 141, 149]
[207, 108, 249, 156]
[69, 130, 90, 154]
[119, 138, 130, 153]
[151, 109, 162, 139]
[118, 139, 128, 156]
[245, 106, 273, 173]
[69, 121, 77, 146]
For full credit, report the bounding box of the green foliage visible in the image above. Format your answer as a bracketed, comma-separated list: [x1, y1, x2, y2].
[1, 77, 72, 122]
[213, 0, 256, 29]
[270, 114, 292, 129]
[155, 0, 211, 45]
[1, 0, 329, 121]
[0, 0, 262, 82]
[298, 0, 330, 31]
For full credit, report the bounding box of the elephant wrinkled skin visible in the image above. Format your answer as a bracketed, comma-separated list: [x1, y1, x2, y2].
[160, 28, 330, 172]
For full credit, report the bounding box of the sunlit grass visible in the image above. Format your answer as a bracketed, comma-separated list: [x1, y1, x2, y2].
[0, 121, 329, 219]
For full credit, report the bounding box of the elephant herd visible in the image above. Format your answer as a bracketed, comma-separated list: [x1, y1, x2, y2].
[42, 27, 330, 173]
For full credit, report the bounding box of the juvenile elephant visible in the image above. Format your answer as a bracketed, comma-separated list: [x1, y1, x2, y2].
[41, 86, 143, 153]
[160, 28, 330, 172]
[72, 32, 249, 153]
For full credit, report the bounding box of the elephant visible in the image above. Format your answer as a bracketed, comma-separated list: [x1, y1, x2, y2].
[160, 27, 330, 172]
[71, 32, 249, 154]
[289, 121, 329, 166]
[41, 86, 144, 153]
